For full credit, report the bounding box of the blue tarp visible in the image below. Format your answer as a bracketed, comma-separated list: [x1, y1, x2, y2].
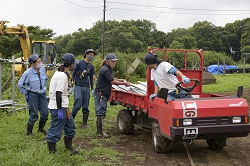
[207, 65, 238, 74]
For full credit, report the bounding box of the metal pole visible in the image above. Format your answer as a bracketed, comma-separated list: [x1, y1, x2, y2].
[53, 56, 56, 75]
[223, 58, 225, 76]
[217, 58, 220, 75]
[102, 0, 106, 59]
[243, 56, 246, 74]
[25, 58, 29, 70]
[0, 63, 2, 100]
[12, 56, 15, 110]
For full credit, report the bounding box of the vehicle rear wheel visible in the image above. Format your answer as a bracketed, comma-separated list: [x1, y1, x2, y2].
[117, 109, 134, 134]
[206, 138, 227, 150]
[152, 121, 171, 153]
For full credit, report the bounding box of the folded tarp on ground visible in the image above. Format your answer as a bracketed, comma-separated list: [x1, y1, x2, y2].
[207, 65, 238, 74]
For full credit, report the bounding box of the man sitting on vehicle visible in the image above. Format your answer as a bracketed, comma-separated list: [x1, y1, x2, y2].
[143, 52, 190, 100]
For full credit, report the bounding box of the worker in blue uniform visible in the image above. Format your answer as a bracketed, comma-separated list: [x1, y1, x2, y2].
[71, 49, 97, 128]
[18, 54, 48, 135]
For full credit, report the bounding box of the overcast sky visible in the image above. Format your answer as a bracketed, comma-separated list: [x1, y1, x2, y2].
[1, 0, 250, 36]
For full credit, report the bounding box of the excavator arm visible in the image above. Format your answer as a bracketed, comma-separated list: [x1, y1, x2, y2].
[0, 21, 56, 76]
[0, 21, 31, 62]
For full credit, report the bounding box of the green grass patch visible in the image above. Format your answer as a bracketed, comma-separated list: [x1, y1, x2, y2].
[0, 73, 250, 165]
[202, 73, 250, 93]
[129, 152, 145, 161]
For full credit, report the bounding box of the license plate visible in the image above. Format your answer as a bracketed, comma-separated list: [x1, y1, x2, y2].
[183, 128, 198, 139]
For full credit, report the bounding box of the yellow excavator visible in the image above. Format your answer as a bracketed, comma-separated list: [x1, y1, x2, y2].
[31, 40, 56, 76]
[0, 21, 56, 76]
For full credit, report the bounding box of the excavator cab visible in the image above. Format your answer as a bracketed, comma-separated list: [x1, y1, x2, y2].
[32, 40, 56, 76]
[0, 21, 57, 77]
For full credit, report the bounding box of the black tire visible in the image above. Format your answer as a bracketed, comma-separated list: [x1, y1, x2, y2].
[152, 121, 171, 153]
[117, 109, 134, 134]
[206, 138, 227, 150]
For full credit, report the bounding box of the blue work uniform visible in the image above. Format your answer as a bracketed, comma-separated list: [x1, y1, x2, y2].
[46, 71, 76, 143]
[72, 60, 95, 115]
[46, 107, 76, 143]
[18, 66, 48, 124]
[94, 64, 114, 117]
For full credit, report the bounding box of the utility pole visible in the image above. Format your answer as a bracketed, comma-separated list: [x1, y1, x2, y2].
[102, 0, 106, 59]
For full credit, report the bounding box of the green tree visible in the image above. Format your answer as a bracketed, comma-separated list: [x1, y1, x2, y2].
[190, 21, 224, 51]
[0, 25, 56, 59]
[169, 41, 185, 68]
[240, 18, 250, 62]
[204, 51, 236, 67]
[54, 34, 73, 59]
[175, 35, 197, 49]
[224, 20, 244, 61]
[165, 28, 189, 47]
[0, 35, 20, 58]
[169, 40, 185, 49]
[28, 26, 56, 40]
[55, 19, 169, 56]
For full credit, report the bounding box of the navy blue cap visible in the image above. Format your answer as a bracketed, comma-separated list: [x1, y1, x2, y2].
[143, 52, 158, 65]
[106, 54, 119, 61]
[62, 53, 75, 65]
[28, 54, 42, 64]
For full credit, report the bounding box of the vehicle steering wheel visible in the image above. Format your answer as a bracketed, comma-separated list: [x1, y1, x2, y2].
[175, 79, 200, 93]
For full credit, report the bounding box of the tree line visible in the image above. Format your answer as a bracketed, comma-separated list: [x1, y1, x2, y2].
[0, 18, 250, 63]
[55, 18, 250, 63]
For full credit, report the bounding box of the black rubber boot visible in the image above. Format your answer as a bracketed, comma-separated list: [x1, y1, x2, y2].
[37, 120, 47, 135]
[96, 118, 99, 134]
[26, 123, 34, 136]
[97, 117, 110, 138]
[64, 136, 79, 155]
[47, 142, 56, 154]
[72, 113, 76, 119]
[82, 114, 89, 128]
[96, 117, 103, 136]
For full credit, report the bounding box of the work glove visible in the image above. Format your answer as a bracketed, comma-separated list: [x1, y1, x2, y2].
[182, 76, 190, 84]
[58, 109, 64, 120]
[25, 94, 29, 102]
[92, 89, 95, 96]
[149, 94, 157, 100]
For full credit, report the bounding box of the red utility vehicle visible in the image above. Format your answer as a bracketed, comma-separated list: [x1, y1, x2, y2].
[110, 48, 250, 153]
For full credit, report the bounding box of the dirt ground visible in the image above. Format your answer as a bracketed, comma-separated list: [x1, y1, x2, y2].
[77, 89, 250, 166]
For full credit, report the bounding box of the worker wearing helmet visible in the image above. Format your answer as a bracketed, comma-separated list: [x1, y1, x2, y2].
[143, 52, 190, 100]
[71, 49, 97, 128]
[46, 53, 79, 154]
[94, 54, 130, 138]
[18, 53, 48, 136]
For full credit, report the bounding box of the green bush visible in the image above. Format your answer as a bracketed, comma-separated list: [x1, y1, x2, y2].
[86, 52, 147, 80]
[73, 50, 241, 82]
[204, 51, 236, 67]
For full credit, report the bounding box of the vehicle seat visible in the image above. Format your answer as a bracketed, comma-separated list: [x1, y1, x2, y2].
[157, 88, 168, 100]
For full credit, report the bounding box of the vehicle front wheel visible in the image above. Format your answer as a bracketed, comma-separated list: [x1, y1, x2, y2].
[206, 138, 227, 150]
[152, 121, 171, 153]
[117, 109, 134, 134]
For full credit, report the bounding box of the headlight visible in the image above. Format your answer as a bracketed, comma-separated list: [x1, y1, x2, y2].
[183, 119, 192, 126]
[232, 117, 241, 123]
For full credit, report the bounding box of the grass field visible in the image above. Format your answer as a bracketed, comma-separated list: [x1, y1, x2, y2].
[0, 73, 250, 165]
[202, 74, 250, 93]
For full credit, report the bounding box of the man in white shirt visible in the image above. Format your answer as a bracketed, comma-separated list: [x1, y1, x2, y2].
[143, 52, 190, 100]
